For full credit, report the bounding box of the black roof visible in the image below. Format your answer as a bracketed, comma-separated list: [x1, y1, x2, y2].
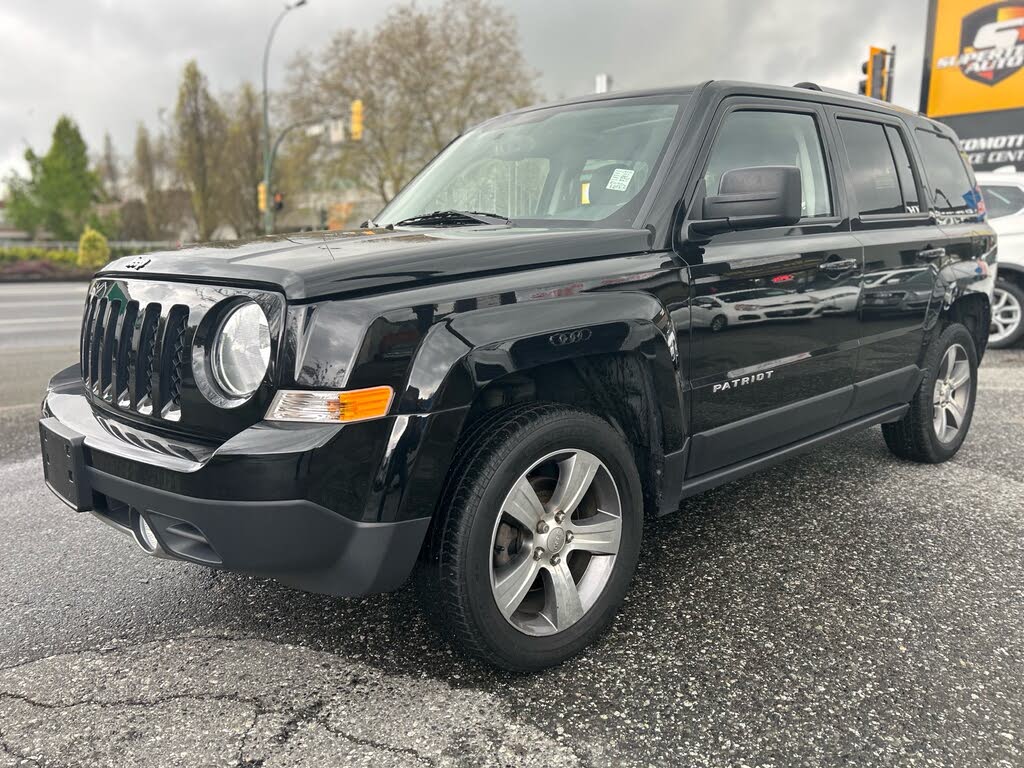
[517, 79, 927, 118]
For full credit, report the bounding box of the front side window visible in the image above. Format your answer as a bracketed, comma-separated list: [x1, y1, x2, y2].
[915, 129, 978, 214]
[837, 119, 903, 216]
[704, 110, 833, 218]
[376, 97, 686, 228]
[980, 184, 1024, 218]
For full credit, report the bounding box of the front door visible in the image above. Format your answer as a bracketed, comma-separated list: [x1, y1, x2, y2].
[682, 99, 864, 477]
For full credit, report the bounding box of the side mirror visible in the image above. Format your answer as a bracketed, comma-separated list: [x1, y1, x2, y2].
[690, 166, 802, 236]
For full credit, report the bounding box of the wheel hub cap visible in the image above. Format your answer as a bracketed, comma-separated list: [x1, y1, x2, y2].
[546, 527, 566, 554]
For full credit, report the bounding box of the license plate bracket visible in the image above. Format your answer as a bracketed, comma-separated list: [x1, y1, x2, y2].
[39, 417, 92, 512]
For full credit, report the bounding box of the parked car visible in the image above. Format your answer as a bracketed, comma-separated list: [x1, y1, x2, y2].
[40, 81, 995, 671]
[977, 171, 1024, 347]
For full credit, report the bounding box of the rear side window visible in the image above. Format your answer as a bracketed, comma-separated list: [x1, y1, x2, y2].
[980, 184, 1024, 218]
[704, 110, 833, 218]
[884, 126, 920, 212]
[915, 129, 977, 214]
[837, 119, 903, 216]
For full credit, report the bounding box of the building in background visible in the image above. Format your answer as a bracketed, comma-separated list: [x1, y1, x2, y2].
[921, 0, 1024, 171]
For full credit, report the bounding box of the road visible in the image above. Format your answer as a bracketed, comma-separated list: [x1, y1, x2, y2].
[0, 281, 1021, 767]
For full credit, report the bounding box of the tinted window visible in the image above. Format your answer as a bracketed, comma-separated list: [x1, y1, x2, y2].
[838, 119, 903, 215]
[915, 129, 977, 213]
[705, 110, 832, 218]
[885, 125, 920, 211]
[981, 184, 1024, 218]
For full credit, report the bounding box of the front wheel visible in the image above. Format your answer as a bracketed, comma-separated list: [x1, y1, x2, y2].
[420, 403, 643, 671]
[882, 323, 978, 463]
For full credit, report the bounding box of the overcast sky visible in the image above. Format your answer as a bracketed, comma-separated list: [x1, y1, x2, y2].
[0, 0, 930, 183]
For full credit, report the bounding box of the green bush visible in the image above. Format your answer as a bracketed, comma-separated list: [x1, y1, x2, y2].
[0, 245, 78, 264]
[77, 227, 110, 269]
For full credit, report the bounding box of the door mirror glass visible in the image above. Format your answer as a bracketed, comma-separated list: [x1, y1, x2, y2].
[691, 165, 803, 235]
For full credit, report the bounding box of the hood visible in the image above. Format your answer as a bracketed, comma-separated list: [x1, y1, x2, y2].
[99, 225, 654, 301]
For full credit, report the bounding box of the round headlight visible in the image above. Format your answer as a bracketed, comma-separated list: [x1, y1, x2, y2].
[211, 302, 271, 399]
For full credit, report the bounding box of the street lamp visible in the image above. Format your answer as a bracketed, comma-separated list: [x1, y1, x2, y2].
[262, 0, 308, 235]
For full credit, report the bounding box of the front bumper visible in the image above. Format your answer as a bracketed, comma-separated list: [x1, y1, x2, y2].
[38, 366, 460, 597]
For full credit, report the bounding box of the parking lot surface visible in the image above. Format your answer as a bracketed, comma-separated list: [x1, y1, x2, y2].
[0, 283, 1021, 766]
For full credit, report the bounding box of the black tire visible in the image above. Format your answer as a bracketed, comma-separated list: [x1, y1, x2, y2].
[882, 323, 978, 463]
[710, 314, 728, 332]
[989, 278, 1024, 349]
[418, 402, 643, 672]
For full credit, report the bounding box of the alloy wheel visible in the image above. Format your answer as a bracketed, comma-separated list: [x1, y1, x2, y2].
[489, 449, 622, 637]
[932, 343, 972, 444]
[989, 286, 1022, 345]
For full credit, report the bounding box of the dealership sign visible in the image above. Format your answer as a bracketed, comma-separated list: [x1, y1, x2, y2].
[922, 0, 1024, 170]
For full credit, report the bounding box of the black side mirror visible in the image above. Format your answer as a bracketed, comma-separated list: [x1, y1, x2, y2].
[690, 165, 802, 236]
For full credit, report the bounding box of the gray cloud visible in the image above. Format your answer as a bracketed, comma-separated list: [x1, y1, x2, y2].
[1, 0, 929, 182]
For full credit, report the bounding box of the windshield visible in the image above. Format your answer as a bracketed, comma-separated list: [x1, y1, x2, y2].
[375, 95, 688, 229]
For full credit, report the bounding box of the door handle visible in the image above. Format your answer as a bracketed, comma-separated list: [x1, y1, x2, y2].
[918, 247, 946, 261]
[819, 258, 858, 272]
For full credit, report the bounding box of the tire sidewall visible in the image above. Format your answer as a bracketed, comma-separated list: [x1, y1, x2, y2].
[921, 324, 979, 460]
[458, 412, 643, 668]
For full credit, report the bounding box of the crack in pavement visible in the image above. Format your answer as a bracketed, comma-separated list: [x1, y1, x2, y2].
[0, 637, 583, 768]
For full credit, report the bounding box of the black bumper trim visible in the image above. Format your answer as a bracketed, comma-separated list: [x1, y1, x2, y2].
[86, 467, 430, 597]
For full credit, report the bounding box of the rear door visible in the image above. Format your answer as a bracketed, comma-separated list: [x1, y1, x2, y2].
[683, 98, 865, 477]
[828, 110, 946, 415]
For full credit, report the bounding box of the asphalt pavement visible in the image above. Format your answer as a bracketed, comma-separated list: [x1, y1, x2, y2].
[0, 281, 1021, 767]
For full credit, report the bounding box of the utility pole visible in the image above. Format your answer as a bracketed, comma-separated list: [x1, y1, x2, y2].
[262, 1, 308, 235]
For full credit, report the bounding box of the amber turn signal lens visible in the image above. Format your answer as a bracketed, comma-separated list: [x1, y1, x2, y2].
[331, 386, 394, 422]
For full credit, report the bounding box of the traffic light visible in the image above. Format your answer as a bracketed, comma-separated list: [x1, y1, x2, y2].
[350, 98, 364, 141]
[273, 192, 284, 212]
[858, 46, 891, 101]
[257, 182, 267, 212]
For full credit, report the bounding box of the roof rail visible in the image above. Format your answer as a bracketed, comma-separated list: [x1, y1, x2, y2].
[793, 82, 822, 91]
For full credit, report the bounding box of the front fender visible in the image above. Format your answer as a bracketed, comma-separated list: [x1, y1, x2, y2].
[399, 291, 684, 443]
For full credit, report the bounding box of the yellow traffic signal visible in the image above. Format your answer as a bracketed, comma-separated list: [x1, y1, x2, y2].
[350, 99, 364, 141]
[859, 46, 892, 101]
[257, 182, 267, 212]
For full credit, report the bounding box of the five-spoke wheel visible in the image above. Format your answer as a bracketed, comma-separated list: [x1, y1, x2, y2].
[490, 449, 622, 636]
[932, 343, 972, 444]
[989, 279, 1024, 349]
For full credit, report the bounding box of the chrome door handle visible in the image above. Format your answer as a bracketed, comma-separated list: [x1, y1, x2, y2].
[819, 258, 858, 272]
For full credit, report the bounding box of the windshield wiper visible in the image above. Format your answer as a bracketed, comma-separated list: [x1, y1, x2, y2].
[389, 209, 511, 228]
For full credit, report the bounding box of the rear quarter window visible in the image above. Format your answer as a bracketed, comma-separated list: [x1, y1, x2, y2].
[915, 129, 979, 215]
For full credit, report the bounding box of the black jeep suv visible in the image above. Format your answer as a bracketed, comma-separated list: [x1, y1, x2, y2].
[40, 82, 996, 671]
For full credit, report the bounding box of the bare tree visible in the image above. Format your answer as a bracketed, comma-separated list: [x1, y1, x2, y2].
[97, 132, 121, 201]
[221, 82, 263, 237]
[173, 60, 226, 240]
[283, 0, 538, 205]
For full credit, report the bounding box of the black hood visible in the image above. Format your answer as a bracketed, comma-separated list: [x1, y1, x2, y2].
[99, 225, 654, 301]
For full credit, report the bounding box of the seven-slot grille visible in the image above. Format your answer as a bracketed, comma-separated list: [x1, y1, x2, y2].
[80, 294, 190, 422]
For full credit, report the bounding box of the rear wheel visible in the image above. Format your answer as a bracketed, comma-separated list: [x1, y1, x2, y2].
[989, 278, 1024, 349]
[420, 403, 642, 671]
[882, 323, 978, 463]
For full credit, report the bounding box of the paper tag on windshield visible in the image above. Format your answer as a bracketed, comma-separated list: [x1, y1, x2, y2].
[606, 168, 634, 191]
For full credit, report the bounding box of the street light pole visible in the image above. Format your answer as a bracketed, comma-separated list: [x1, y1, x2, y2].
[262, 0, 307, 235]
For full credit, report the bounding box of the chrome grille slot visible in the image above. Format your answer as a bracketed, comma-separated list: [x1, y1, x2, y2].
[159, 306, 189, 422]
[135, 305, 161, 415]
[87, 297, 108, 392]
[113, 301, 140, 407]
[98, 299, 121, 400]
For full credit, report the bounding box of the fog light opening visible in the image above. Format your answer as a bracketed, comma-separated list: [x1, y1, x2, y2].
[130, 508, 161, 554]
